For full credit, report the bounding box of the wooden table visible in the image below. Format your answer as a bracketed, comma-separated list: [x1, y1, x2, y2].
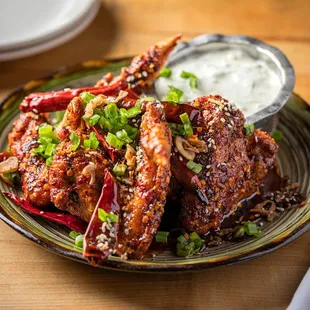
[0, 0, 309, 309]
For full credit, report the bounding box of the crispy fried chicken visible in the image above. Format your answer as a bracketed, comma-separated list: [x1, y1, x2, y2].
[8, 112, 51, 207]
[177, 96, 278, 234]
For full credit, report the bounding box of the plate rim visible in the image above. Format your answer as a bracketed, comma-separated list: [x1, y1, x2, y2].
[0, 59, 309, 273]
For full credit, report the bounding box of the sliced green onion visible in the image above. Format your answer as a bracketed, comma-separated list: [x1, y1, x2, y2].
[98, 115, 113, 131]
[84, 132, 99, 150]
[158, 67, 172, 78]
[33, 145, 46, 155]
[169, 123, 185, 137]
[44, 143, 55, 157]
[186, 160, 202, 174]
[83, 139, 91, 149]
[84, 114, 100, 126]
[176, 232, 203, 257]
[104, 103, 119, 120]
[176, 241, 195, 257]
[106, 132, 124, 150]
[272, 130, 283, 142]
[80, 92, 95, 104]
[233, 226, 246, 239]
[189, 232, 200, 241]
[89, 132, 99, 149]
[243, 221, 261, 237]
[166, 85, 183, 103]
[180, 71, 198, 89]
[116, 129, 132, 144]
[124, 106, 142, 118]
[124, 125, 138, 140]
[69, 231, 81, 239]
[177, 234, 187, 244]
[155, 231, 169, 243]
[74, 234, 84, 247]
[245, 123, 255, 136]
[112, 163, 127, 177]
[233, 221, 262, 239]
[180, 113, 193, 136]
[46, 157, 53, 167]
[38, 137, 53, 146]
[98, 208, 119, 223]
[69, 132, 80, 151]
[38, 124, 53, 136]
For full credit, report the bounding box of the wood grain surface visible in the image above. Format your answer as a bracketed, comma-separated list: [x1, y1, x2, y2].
[0, 0, 309, 309]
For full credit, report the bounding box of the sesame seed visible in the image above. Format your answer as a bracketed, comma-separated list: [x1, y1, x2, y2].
[179, 156, 183, 161]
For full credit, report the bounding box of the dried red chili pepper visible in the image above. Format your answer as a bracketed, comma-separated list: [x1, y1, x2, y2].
[4, 192, 87, 233]
[83, 170, 120, 266]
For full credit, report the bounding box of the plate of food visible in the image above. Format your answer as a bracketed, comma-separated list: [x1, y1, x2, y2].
[0, 34, 309, 272]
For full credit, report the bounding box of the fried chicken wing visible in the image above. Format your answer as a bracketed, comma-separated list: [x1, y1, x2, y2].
[175, 96, 278, 234]
[49, 97, 109, 221]
[8, 112, 51, 207]
[116, 102, 172, 258]
[20, 35, 181, 114]
[96, 35, 181, 92]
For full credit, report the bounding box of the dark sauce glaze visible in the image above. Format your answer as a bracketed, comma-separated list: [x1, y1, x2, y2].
[147, 166, 304, 256]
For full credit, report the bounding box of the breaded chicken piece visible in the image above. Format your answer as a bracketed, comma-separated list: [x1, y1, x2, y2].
[8, 112, 51, 207]
[116, 102, 172, 258]
[49, 97, 109, 222]
[177, 96, 278, 234]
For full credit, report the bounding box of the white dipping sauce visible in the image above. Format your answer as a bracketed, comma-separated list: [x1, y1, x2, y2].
[155, 46, 282, 117]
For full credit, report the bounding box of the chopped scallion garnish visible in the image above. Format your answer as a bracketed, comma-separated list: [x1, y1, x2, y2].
[33, 123, 59, 166]
[74, 234, 84, 247]
[83, 132, 99, 150]
[169, 123, 186, 137]
[186, 160, 202, 174]
[180, 71, 198, 89]
[116, 129, 133, 144]
[112, 163, 127, 177]
[84, 114, 100, 126]
[245, 123, 255, 136]
[176, 232, 203, 257]
[69, 231, 81, 239]
[106, 132, 124, 150]
[121, 106, 142, 119]
[272, 130, 283, 142]
[69, 132, 80, 151]
[233, 221, 262, 239]
[155, 231, 169, 243]
[166, 85, 183, 103]
[180, 113, 193, 136]
[98, 208, 119, 223]
[80, 92, 95, 104]
[158, 67, 172, 78]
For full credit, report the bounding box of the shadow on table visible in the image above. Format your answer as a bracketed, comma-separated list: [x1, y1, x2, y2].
[0, 2, 119, 89]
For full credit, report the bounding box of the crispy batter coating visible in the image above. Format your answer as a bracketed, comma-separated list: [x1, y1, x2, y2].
[8, 112, 51, 207]
[49, 97, 108, 221]
[116, 102, 172, 258]
[180, 96, 278, 234]
[96, 35, 181, 91]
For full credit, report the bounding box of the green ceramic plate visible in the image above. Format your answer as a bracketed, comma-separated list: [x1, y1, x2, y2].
[0, 59, 309, 272]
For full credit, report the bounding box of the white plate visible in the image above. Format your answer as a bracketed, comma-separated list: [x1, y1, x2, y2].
[0, 0, 99, 52]
[0, 0, 100, 61]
